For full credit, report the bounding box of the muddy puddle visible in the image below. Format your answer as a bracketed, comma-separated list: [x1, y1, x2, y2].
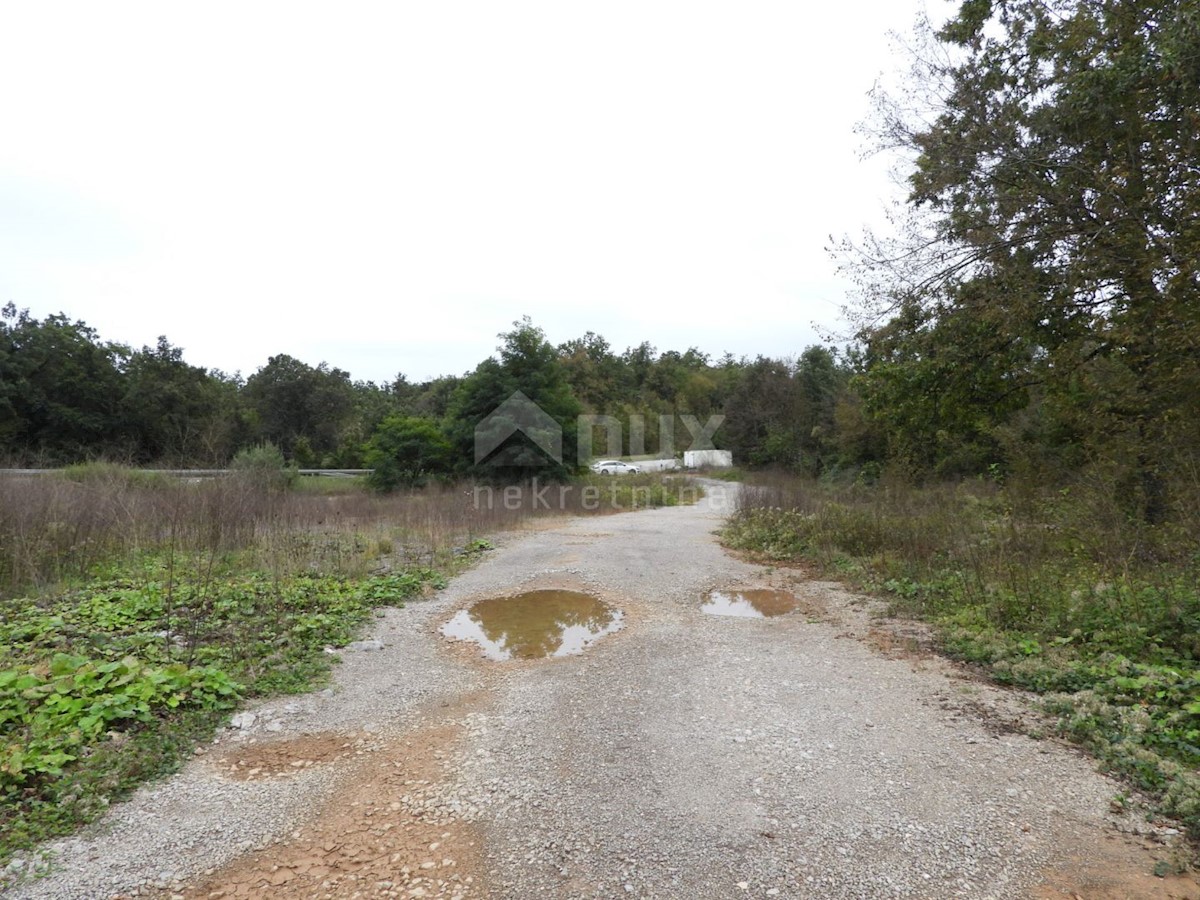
[442, 589, 623, 660]
[702, 588, 798, 618]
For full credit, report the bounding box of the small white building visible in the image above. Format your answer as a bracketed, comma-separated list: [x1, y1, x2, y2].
[684, 449, 733, 468]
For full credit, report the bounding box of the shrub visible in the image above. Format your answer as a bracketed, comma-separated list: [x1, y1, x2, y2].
[230, 442, 297, 491]
[0, 653, 239, 796]
[364, 416, 454, 492]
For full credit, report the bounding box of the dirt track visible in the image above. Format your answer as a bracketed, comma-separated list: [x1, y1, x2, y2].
[10, 482, 1199, 899]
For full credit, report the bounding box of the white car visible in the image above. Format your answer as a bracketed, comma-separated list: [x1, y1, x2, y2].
[590, 459, 641, 475]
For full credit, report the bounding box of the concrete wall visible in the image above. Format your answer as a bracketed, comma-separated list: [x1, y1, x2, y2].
[683, 450, 733, 468]
[635, 458, 682, 472]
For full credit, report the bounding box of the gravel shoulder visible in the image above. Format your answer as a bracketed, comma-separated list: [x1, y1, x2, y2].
[7, 481, 1198, 899]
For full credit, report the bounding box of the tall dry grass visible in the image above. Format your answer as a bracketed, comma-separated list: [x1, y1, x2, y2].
[0, 475, 472, 597]
[735, 465, 1198, 577]
[0, 469, 698, 598]
[727, 468, 1200, 664]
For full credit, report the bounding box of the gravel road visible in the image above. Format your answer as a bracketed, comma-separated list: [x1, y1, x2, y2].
[6, 481, 1197, 899]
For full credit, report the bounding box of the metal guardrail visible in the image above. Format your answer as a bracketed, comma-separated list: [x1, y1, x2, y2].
[0, 468, 373, 477]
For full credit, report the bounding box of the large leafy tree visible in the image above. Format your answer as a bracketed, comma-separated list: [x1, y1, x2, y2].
[446, 318, 581, 482]
[722, 357, 805, 469]
[319, 379, 400, 468]
[405, 375, 463, 419]
[559, 336, 726, 457]
[853, 283, 1037, 475]
[242, 355, 356, 463]
[848, 0, 1200, 513]
[721, 349, 849, 473]
[558, 332, 624, 412]
[0, 304, 124, 461]
[364, 415, 454, 490]
[117, 337, 227, 463]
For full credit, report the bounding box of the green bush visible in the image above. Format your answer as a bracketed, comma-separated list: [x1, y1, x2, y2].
[364, 416, 454, 492]
[230, 442, 297, 491]
[723, 507, 813, 559]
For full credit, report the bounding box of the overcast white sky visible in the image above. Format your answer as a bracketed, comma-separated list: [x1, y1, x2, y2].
[0, 1, 944, 385]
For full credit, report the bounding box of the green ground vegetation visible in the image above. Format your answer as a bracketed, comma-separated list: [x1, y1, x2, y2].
[724, 473, 1200, 836]
[0, 547, 450, 864]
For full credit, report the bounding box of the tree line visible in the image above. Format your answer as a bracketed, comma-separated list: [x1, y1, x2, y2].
[0, 305, 869, 483]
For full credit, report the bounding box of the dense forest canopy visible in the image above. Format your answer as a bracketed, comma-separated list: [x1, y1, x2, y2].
[0, 306, 861, 480]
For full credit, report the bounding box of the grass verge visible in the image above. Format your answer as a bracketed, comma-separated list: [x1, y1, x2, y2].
[0, 556, 458, 867]
[722, 473, 1200, 838]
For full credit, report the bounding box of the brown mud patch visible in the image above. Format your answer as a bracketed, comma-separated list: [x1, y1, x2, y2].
[1034, 831, 1199, 899]
[862, 623, 938, 664]
[721, 544, 820, 576]
[214, 733, 371, 781]
[177, 712, 486, 899]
